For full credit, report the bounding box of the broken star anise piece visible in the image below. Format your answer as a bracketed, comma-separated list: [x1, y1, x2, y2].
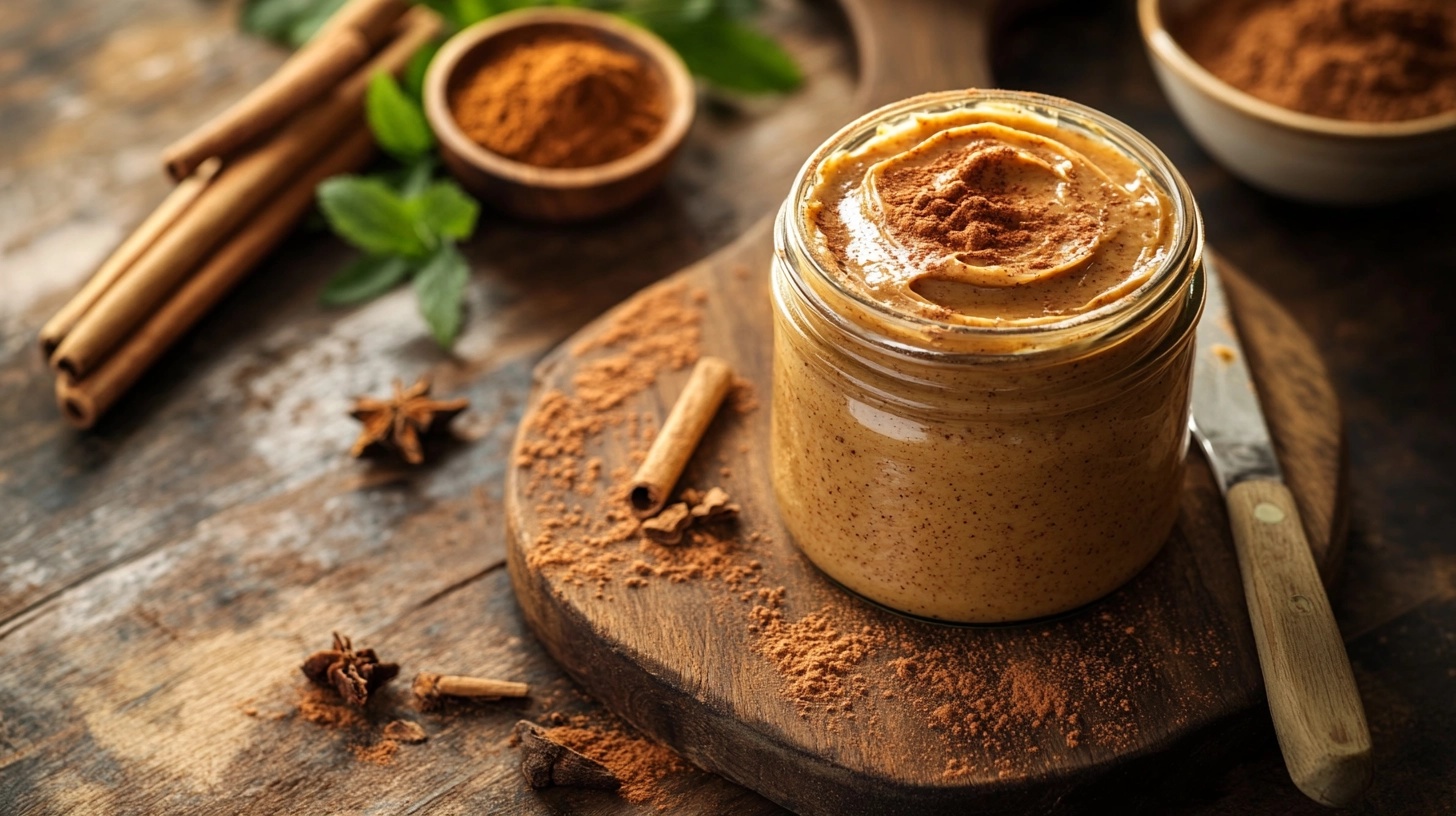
[349, 377, 469, 465]
[641, 502, 693, 545]
[688, 486, 739, 521]
[301, 632, 400, 708]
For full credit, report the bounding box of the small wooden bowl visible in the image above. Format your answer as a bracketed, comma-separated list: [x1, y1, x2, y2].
[423, 8, 695, 222]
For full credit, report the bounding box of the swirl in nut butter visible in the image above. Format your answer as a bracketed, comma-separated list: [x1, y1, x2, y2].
[807, 109, 1173, 327]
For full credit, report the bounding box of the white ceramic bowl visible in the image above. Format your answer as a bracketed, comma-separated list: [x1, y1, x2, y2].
[1138, 0, 1456, 204]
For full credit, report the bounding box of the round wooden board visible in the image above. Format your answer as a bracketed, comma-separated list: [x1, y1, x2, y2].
[506, 224, 1345, 815]
[506, 2, 1345, 813]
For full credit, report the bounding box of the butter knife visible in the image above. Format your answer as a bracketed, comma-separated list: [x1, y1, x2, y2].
[1190, 256, 1372, 807]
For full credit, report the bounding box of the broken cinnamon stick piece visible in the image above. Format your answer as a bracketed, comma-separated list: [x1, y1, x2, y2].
[641, 502, 693, 545]
[162, 0, 409, 179]
[515, 721, 621, 791]
[629, 356, 734, 518]
[413, 671, 528, 709]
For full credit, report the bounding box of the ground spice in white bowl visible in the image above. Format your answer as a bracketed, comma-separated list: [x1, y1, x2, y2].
[1175, 0, 1456, 123]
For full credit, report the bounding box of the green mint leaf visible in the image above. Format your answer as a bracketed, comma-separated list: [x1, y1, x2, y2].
[652, 14, 801, 93]
[366, 72, 434, 162]
[240, 0, 347, 48]
[319, 254, 414, 305]
[399, 158, 438, 197]
[414, 242, 470, 347]
[679, 0, 717, 22]
[374, 158, 437, 197]
[409, 181, 480, 241]
[317, 175, 429, 257]
[454, 0, 496, 28]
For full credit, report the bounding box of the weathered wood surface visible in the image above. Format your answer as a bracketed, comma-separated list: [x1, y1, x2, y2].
[0, 0, 852, 812]
[505, 241, 1342, 814]
[0, 0, 1452, 814]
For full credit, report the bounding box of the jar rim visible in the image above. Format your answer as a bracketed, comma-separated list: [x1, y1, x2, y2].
[781, 89, 1203, 360]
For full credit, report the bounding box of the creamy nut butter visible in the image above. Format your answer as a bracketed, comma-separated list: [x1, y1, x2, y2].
[770, 90, 1204, 624]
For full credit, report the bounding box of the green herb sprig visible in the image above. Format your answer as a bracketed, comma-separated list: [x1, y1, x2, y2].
[317, 69, 477, 347]
[241, 0, 801, 347]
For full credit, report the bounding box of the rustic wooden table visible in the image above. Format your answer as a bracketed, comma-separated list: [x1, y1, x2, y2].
[0, 1, 1451, 814]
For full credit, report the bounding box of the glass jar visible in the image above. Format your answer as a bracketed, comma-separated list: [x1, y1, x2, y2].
[770, 90, 1205, 624]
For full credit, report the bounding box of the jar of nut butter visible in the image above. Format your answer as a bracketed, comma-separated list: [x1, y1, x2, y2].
[770, 90, 1205, 624]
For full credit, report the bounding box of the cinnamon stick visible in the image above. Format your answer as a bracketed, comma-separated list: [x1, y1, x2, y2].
[629, 356, 734, 518]
[50, 6, 440, 381]
[161, 0, 409, 180]
[55, 128, 377, 429]
[37, 158, 222, 357]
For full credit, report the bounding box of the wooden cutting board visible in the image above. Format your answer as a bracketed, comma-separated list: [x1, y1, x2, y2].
[506, 1, 1345, 813]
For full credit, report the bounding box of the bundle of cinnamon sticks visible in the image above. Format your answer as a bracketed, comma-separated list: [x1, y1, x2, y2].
[39, 0, 440, 429]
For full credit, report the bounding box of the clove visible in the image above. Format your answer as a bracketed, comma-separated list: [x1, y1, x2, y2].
[515, 720, 620, 791]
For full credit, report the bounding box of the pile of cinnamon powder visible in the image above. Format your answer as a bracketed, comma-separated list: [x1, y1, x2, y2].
[537, 713, 689, 805]
[450, 33, 666, 167]
[1177, 0, 1456, 122]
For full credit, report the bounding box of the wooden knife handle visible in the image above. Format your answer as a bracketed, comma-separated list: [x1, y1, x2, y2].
[1227, 479, 1373, 807]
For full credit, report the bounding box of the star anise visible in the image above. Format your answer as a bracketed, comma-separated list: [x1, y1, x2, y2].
[349, 378, 468, 465]
[301, 632, 400, 707]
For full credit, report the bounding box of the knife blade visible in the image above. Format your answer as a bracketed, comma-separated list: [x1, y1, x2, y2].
[1190, 259, 1282, 492]
[1189, 254, 1371, 807]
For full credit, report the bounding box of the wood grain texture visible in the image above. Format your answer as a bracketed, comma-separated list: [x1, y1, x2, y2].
[506, 200, 1345, 816]
[0, 0, 852, 812]
[2, 0, 1452, 814]
[1226, 479, 1371, 807]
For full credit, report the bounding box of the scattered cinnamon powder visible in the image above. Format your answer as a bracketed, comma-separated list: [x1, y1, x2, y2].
[729, 376, 759, 413]
[541, 714, 689, 805]
[511, 276, 1239, 787]
[383, 719, 428, 744]
[1177, 0, 1456, 122]
[292, 677, 438, 765]
[518, 282, 769, 599]
[295, 684, 367, 729]
[352, 739, 399, 765]
[516, 282, 704, 499]
[450, 33, 666, 168]
[748, 589, 872, 713]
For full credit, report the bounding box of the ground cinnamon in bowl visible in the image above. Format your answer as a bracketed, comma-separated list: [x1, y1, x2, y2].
[449, 32, 667, 168]
[1176, 0, 1456, 122]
